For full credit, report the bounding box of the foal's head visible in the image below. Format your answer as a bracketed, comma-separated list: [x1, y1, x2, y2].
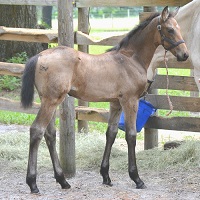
[157, 6, 189, 61]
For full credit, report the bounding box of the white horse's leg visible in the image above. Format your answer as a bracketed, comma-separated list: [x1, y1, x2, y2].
[193, 67, 200, 92]
[190, 12, 200, 92]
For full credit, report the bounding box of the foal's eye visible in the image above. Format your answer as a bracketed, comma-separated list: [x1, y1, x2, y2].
[168, 28, 174, 34]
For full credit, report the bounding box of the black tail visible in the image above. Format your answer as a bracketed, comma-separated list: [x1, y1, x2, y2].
[21, 54, 39, 109]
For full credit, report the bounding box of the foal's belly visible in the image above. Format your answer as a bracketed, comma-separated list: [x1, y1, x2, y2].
[68, 87, 118, 102]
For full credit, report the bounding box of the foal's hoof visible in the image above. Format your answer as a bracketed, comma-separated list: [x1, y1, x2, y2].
[103, 181, 113, 187]
[102, 176, 113, 186]
[31, 187, 40, 194]
[61, 182, 71, 189]
[136, 182, 147, 189]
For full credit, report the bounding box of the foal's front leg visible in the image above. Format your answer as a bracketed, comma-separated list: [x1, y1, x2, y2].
[44, 112, 71, 189]
[123, 99, 146, 189]
[100, 102, 122, 186]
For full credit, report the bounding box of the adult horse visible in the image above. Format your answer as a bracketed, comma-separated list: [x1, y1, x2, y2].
[21, 7, 188, 193]
[147, 0, 200, 91]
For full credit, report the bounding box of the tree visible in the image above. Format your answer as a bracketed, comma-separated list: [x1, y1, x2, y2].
[0, 5, 46, 61]
[42, 6, 53, 28]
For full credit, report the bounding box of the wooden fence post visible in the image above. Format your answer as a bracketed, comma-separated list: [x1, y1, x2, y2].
[77, 7, 89, 133]
[58, 0, 76, 177]
[140, 6, 158, 150]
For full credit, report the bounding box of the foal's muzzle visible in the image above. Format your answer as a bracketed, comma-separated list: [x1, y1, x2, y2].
[177, 52, 189, 61]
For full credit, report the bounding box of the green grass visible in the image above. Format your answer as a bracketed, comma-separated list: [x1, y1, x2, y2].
[89, 45, 112, 54]
[0, 111, 34, 125]
[158, 68, 191, 76]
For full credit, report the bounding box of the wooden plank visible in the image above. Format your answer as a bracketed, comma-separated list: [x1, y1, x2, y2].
[0, 62, 24, 77]
[0, 0, 57, 6]
[0, 26, 58, 43]
[152, 75, 198, 91]
[0, 27, 121, 46]
[1, 0, 191, 7]
[0, 28, 193, 59]
[2, 97, 200, 133]
[145, 116, 200, 132]
[145, 95, 200, 112]
[0, 98, 40, 114]
[157, 59, 192, 69]
[75, 0, 191, 7]
[75, 31, 124, 46]
[76, 106, 108, 123]
[0, 98, 108, 122]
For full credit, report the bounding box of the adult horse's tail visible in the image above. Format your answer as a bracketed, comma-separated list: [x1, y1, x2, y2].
[21, 54, 39, 108]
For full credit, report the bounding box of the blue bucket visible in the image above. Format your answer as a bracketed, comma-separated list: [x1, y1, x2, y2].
[118, 99, 156, 132]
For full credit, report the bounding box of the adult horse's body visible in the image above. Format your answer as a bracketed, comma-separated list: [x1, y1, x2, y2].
[147, 0, 200, 90]
[21, 7, 188, 193]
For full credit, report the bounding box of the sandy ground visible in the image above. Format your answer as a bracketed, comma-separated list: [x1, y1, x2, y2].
[0, 124, 200, 200]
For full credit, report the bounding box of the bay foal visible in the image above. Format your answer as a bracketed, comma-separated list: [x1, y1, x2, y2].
[21, 6, 188, 193]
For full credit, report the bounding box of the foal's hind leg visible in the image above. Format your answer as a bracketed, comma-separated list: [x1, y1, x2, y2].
[44, 112, 70, 189]
[26, 102, 59, 193]
[100, 101, 122, 186]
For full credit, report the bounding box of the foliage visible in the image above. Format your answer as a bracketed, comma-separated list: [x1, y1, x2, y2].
[6, 52, 28, 64]
[0, 52, 28, 91]
[89, 7, 143, 18]
[52, 6, 143, 19]
[38, 21, 51, 29]
[0, 75, 20, 91]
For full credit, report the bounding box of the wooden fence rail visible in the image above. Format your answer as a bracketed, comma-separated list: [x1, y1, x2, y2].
[0, 0, 197, 179]
[1, 57, 200, 133]
[0, 0, 191, 7]
[0, 26, 128, 46]
[0, 1, 199, 136]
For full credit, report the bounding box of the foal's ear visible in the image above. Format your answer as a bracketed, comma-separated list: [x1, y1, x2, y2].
[171, 6, 180, 17]
[161, 6, 169, 22]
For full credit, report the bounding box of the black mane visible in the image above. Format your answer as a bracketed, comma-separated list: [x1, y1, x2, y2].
[107, 12, 161, 52]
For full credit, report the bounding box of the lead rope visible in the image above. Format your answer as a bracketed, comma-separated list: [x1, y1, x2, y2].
[164, 50, 173, 116]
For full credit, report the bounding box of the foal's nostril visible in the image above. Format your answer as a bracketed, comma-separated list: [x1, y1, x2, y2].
[184, 53, 189, 59]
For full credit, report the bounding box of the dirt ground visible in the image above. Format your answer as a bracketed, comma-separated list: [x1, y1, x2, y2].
[1, 125, 200, 200]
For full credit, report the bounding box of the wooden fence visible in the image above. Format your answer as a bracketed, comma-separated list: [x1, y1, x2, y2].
[1, 0, 197, 130]
[1, 0, 190, 6]
[0, 0, 198, 175]
[2, 58, 199, 132]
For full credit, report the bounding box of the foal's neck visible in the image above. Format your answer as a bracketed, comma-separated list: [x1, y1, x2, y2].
[125, 17, 160, 70]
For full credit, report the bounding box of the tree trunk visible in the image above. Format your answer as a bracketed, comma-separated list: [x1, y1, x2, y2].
[0, 5, 46, 61]
[42, 6, 53, 28]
